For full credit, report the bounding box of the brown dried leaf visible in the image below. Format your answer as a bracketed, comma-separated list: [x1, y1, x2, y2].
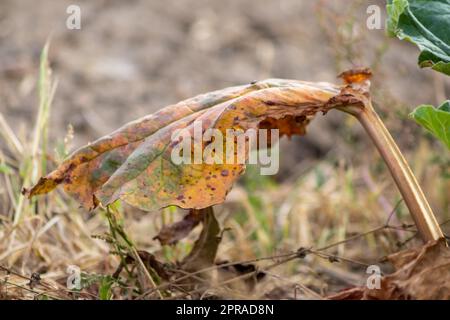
[153, 209, 203, 245]
[329, 239, 450, 300]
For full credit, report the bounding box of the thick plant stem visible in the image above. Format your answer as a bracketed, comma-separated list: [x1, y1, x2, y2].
[345, 103, 443, 242]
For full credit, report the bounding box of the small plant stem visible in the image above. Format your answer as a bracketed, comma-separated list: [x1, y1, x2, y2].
[345, 102, 443, 242]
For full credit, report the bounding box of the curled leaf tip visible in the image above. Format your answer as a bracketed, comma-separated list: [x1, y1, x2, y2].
[24, 177, 59, 198]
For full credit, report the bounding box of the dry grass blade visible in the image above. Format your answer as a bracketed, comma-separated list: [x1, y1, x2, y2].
[0, 113, 23, 157]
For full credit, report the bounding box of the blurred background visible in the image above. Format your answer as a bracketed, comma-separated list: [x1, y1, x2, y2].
[0, 0, 449, 299]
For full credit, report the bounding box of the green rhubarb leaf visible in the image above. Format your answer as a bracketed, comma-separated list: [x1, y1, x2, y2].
[410, 101, 450, 149]
[387, 0, 450, 76]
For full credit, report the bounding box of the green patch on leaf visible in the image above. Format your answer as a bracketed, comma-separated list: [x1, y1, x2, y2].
[387, 0, 450, 75]
[410, 101, 450, 149]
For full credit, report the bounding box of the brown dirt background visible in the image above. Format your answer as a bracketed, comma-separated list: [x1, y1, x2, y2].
[2, 0, 448, 153]
[0, 0, 449, 299]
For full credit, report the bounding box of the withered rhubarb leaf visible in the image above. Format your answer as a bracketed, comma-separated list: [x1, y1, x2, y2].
[26, 76, 371, 211]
